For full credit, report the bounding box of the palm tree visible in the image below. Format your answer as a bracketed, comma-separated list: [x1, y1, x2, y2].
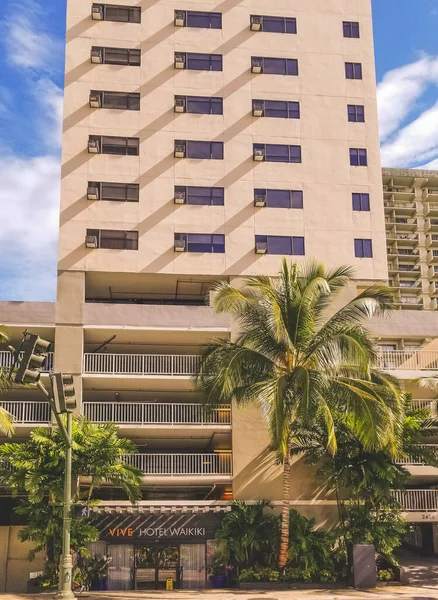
[289, 396, 438, 562]
[287, 509, 333, 571]
[195, 260, 404, 568]
[215, 499, 279, 568]
[0, 327, 15, 437]
[0, 417, 143, 562]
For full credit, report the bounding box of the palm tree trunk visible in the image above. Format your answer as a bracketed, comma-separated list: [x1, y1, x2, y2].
[278, 444, 291, 569]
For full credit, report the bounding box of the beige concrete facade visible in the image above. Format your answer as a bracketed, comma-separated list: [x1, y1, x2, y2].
[60, 0, 387, 281]
[0, 527, 45, 594]
[1, 0, 438, 592]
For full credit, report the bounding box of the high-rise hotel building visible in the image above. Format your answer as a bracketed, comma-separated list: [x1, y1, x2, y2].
[0, 0, 437, 592]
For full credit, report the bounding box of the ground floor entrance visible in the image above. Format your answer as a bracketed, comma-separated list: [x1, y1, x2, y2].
[94, 509, 224, 591]
[106, 542, 209, 590]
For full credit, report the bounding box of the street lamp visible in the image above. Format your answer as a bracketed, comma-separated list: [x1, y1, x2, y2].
[10, 331, 77, 599]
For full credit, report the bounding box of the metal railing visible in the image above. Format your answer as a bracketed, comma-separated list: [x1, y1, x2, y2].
[122, 453, 232, 476]
[411, 399, 437, 415]
[392, 489, 438, 512]
[0, 351, 54, 372]
[396, 445, 438, 466]
[84, 402, 231, 425]
[0, 401, 51, 424]
[83, 353, 201, 376]
[377, 350, 438, 371]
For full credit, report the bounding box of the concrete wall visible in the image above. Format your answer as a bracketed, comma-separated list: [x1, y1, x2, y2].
[59, 0, 387, 281]
[0, 527, 45, 594]
[0, 302, 55, 326]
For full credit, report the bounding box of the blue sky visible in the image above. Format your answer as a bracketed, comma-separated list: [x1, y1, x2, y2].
[0, 0, 437, 302]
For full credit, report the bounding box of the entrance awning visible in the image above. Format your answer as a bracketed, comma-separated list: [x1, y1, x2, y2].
[91, 500, 232, 515]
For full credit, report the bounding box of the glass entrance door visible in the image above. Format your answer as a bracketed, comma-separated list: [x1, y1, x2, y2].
[107, 544, 134, 590]
[135, 545, 179, 589]
[180, 544, 206, 589]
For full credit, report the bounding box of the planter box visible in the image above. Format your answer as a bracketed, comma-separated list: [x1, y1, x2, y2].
[239, 582, 348, 590]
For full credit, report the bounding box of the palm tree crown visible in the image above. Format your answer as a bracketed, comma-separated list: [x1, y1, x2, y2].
[195, 260, 404, 567]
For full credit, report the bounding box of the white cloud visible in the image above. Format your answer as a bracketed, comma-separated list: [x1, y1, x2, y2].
[2, 1, 63, 73]
[377, 56, 438, 141]
[0, 0, 63, 301]
[378, 55, 438, 167]
[380, 101, 438, 167]
[0, 156, 60, 301]
[32, 79, 64, 148]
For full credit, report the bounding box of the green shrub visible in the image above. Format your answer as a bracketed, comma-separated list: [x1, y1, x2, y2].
[318, 569, 338, 583]
[238, 567, 280, 583]
[377, 568, 395, 582]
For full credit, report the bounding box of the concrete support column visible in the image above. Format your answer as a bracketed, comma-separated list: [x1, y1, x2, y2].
[55, 271, 85, 413]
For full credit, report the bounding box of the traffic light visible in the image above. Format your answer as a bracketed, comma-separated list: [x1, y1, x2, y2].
[74, 505, 90, 518]
[14, 333, 51, 384]
[52, 373, 77, 413]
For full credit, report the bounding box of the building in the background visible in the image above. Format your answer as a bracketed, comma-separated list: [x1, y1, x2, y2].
[0, 0, 437, 593]
[383, 168, 438, 310]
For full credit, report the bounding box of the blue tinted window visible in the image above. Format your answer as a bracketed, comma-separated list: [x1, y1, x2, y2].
[350, 148, 367, 166]
[185, 96, 223, 114]
[176, 186, 224, 205]
[257, 16, 297, 34]
[253, 57, 298, 75]
[255, 235, 305, 255]
[254, 144, 301, 163]
[176, 233, 225, 253]
[255, 189, 303, 208]
[348, 104, 365, 122]
[343, 21, 360, 38]
[186, 53, 223, 71]
[186, 141, 224, 159]
[345, 62, 362, 79]
[186, 11, 222, 28]
[352, 193, 370, 211]
[254, 99, 300, 119]
[355, 238, 373, 257]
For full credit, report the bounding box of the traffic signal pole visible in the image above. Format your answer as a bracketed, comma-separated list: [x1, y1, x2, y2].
[36, 381, 74, 598]
[9, 332, 76, 599]
[58, 411, 74, 599]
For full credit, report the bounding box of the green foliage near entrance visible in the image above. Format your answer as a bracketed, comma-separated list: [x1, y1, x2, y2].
[291, 397, 438, 562]
[217, 502, 343, 583]
[287, 509, 334, 572]
[196, 259, 404, 567]
[0, 417, 143, 564]
[214, 500, 279, 569]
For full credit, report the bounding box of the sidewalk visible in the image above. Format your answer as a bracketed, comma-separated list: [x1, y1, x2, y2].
[2, 586, 438, 600]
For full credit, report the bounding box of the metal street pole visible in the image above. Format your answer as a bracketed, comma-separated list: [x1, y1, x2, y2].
[8, 333, 77, 599]
[56, 411, 75, 599]
[36, 382, 75, 599]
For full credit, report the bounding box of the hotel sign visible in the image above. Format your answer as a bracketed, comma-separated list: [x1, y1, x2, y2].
[96, 512, 222, 542]
[107, 526, 206, 538]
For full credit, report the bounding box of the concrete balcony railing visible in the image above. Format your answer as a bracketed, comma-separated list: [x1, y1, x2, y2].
[392, 489, 438, 512]
[411, 399, 437, 415]
[83, 402, 231, 426]
[0, 351, 54, 372]
[0, 401, 51, 424]
[377, 350, 438, 371]
[395, 445, 438, 466]
[83, 353, 201, 376]
[122, 453, 232, 476]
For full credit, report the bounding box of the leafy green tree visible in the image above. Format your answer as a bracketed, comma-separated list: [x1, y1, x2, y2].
[215, 500, 279, 568]
[0, 327, 15, 437]
[287, 509, 333, 571]
[291, 398, 438, 562]
[0, 417, 143, 563]
[196, 260, 404, 567]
